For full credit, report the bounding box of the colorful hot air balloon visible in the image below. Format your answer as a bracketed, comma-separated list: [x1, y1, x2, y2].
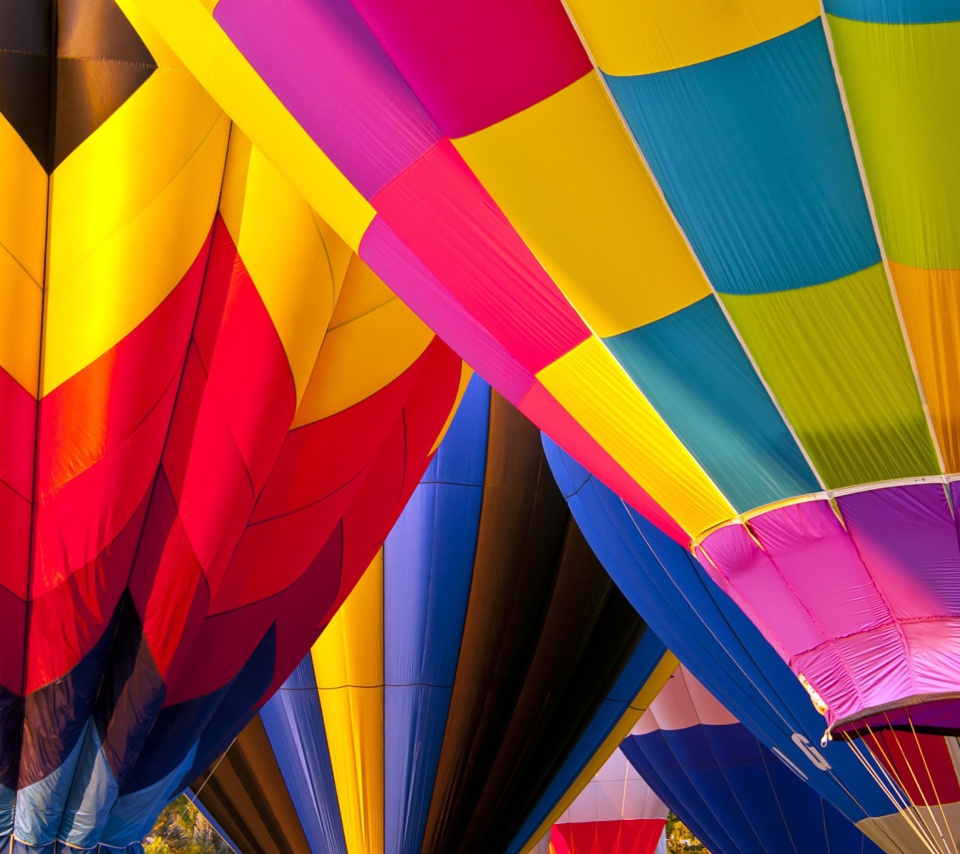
[190, 377, 675, 854]
[0, 2, 464, 849]
[623, 666, 884, 854]
[125, 1, 960, 845]
[545, 748, 668, 854]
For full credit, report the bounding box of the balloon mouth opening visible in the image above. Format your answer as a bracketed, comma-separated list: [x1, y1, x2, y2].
[829, 694, 960, 740]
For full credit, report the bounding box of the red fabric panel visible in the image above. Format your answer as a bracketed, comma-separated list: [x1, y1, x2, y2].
[165, 336, 461, 704]
[867, 730, 960, 807]
[553, 820, 666, 854]
[520, 380, 687, 544]
[0, 585, 26, 693]
[350, 0, 591, 138]
[372, 140, 590, 377]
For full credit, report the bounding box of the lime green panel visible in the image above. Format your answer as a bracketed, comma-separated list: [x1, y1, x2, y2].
[722, 264, 939, 488]
[827, 15, 960, 268]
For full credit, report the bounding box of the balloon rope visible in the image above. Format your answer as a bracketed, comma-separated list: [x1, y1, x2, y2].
[866, 724, 949, 854]
[904, 711, 960, 854]
[845, 731, 940, 854]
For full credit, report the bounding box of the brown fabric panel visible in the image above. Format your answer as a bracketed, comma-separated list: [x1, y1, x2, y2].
[0, 0, 52, 168]
[193, 715, 312, 854]
[421, 391, 597, 853]
[53, 0, 155, 169]
[461, 520, 646, 852]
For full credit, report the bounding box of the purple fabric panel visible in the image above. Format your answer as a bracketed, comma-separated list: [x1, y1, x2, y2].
[696, 525, 823, 658]
[838, 696, 960, 735]
[359, 216, 535, 405]
[748, 502, 890, 639]
[214, 0, 440, 199]
[904, 619, 960, 696]
[838, 484, 960, 620]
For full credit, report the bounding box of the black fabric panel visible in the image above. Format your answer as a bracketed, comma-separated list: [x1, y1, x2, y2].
[421, 392, 573, 853]
[52, 0, 155, 169]
[0, 685, 23, 791]
[190, 715, 311, 854]
[464, 521, 646, 852]
[0, 0, 52, 168]
[93, 591, 165, 785]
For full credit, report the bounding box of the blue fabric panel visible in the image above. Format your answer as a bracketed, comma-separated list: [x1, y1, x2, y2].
[606, 297, 817, 510]
[382, 375, 489, 854]
[57, 725, 119, 847]
[825, 0, 960, 22]
[505, 629, 668, 854]
[542, 438, 896, 822]
[621, 733, 739, 854]
[0, 783, 14, 837]
[260, 657, 347, 854]
[15, 719, 93, 846]
[605, 20, 879, 295]
[101, 745, 198, 847]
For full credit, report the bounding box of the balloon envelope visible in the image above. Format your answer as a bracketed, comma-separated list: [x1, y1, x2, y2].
[127, 0, 960, 744]
[193, 377, 673, 854]
[0, 3, 463, 849]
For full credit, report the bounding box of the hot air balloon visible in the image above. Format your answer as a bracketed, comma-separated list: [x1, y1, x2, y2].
[544, 748, 668, 854]
[0, 2, 464, 849]
[190, 377, 675, 854]
[125, 1, 960, 848]
[623, 666, 884, 854]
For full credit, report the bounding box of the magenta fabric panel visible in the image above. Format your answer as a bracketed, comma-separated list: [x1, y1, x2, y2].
[371, 140, 591, 375]
[748, 502, 891, 639]
[214, 0, 440, 198]
[696, 524, 826, 659]
[838, 485, 960, 621]
[349, 0, 592, 137]
[904, 619, 960, 698]
[359, 217, 535, 405]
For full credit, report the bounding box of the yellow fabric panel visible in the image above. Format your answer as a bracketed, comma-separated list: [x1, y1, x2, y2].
[43, 72, 230, 394]
[565, 0, 818, 75]
[453, 73, 708, 336]
[311, 551, 384, 854]
[536, 337, 734, 537]
[220, 131, 354, 405]
[429, 363, 473, 454]
[518, 652, 678, 854]
[890, 262, 960, 473]
[123, 0, 375, 252]
[291, 257, 434, 428]
[721, 264, 941, 489]
[0, 114, 45, 393]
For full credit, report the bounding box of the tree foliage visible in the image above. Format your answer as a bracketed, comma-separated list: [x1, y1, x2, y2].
[666, 811, 710, 853]
[144, 795, 233, 854]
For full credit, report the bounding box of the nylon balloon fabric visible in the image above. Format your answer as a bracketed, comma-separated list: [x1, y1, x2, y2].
[191, 377, 675, 854]
[126, 0, 960, 755]
[0, 3, 464, 849]
[622, 666, 884, 854]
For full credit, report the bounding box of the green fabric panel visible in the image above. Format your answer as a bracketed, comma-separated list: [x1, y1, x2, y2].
[722, 264, 939, 488]
[827, 15, 960, 267]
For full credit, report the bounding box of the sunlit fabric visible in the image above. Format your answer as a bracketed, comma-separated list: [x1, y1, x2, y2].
[124, 0, 960, 749]
[0, 3, 464, 849]
[545, 749, 667, 854]
[622, 667, 884, 854]
[192, 378, 674, 854]
[544, 440, 928, 853]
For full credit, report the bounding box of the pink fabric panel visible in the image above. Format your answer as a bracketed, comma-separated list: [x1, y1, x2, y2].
[904, 619, 960, 697]
[789, 641, 864, 724]
[359, 216, 535, 404]
[696, 523, 825, 658]
[748, 502, 891, 639]
[215, 0, 440, 198]
[838, 484, 960, 620]
[372, 140, 590, 376]
[349, 0, 592, 137]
